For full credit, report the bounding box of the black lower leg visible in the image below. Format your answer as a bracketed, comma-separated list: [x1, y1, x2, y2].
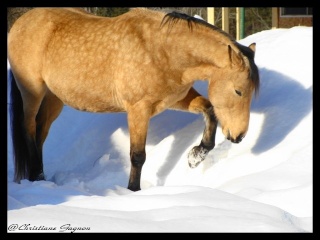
[188, 107, 218, 168]
[128, 151, 146, 191]
[26, 136, 44, 181]
[201, 106, 218, 149]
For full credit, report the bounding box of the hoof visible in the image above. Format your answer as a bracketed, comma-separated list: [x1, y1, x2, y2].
[30, 172, 45, 181]
[128, 184, 141, 192]
[188, 145, 209, 168]
[36, 172, 45, 181]
[128, 187, 141, 192]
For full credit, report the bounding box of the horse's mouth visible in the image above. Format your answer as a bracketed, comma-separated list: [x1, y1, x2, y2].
[227, 131, 245, 144]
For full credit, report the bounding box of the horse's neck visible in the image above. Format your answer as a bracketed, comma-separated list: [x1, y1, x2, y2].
[161, 27, 233, 82]
[165, 27, 232, 68]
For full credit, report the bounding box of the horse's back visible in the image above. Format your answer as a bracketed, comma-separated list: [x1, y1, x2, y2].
[8, 7, 161, 75]
[8, 8, 91, 81]
[8, 8, 97, 57]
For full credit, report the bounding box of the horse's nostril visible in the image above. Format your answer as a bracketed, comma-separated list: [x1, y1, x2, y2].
[235, 133, 245, 143]
[227, 130, 231, 140]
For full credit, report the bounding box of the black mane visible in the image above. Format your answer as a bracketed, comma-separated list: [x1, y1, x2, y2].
[160, 11, 235, 41]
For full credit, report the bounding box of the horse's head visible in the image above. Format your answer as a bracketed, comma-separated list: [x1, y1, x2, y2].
[208, 42, 259, 143]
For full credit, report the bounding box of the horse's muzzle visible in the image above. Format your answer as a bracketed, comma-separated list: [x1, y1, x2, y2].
[227, 131, 245, 144]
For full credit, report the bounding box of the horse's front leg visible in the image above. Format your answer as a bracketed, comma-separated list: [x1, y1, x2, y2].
[170, 87, 218, 168]
[127, 105, 151, 191]
[187, 105, 218, 168]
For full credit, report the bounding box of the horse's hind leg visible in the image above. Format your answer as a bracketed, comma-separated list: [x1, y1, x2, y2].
[35, 90, 63, 177]
[11, 74, 62, 182]
[170, 87, 218, 168]
[17, 85, 47, 181]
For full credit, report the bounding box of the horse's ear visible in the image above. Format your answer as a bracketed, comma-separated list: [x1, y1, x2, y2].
[248, 43, 256, 52]
[228, 45, 242, 67]
[249, 43, 256, 58]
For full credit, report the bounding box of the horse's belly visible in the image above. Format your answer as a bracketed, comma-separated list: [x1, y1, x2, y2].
[64, 95, 125, 113]
[46, 81, 125, 113]
[66, 96, 124, 113]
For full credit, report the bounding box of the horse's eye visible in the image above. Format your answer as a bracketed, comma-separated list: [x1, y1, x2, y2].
[235, 90, 242, 96]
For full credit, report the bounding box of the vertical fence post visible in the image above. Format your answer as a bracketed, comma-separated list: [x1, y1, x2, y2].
[236, 8, 240, 40]
[207, 7, 214, 25]
[222, 7, 229, 34]
[272, 8, 278, 29]
[240, 8, 245, 39]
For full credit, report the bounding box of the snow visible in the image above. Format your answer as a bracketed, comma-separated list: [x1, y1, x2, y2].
[7, 25, 312, 232]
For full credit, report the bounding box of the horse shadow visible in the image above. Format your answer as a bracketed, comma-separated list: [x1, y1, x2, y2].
[155, 67, 312, 185]
[249, 67, 312, 153]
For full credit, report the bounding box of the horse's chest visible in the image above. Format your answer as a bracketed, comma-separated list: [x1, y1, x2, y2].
[150, 84, 192, 115]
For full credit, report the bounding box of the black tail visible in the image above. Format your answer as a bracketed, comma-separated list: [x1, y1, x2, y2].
[9, 70, 29, 182]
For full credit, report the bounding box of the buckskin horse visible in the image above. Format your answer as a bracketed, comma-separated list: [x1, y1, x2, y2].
[8, 8, 259, 191]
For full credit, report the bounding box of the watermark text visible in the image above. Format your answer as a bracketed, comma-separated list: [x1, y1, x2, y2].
[8, 223, 91, 233]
